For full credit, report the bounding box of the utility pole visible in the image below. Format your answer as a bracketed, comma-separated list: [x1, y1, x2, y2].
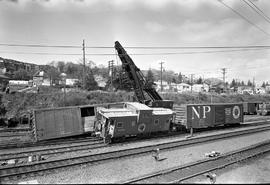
[159, 61, 164, 92]
[108, 60, 114, 91]
[190, 74, 194, 93]
[221, 68, 227, 83]
[253, 77, 255, 93]
[221, 68, 227, 92]
[82, 39, 86, 89]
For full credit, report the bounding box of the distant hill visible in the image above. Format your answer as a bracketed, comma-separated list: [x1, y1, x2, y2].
[0, 57, 40, 76]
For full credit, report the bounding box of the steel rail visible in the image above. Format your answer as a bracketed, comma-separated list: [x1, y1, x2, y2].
[121, 140, 270, 184]
[1, 124, 270, 181]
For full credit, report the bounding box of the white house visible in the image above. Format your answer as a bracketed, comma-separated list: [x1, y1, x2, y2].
[237, 86, 254, 94]
[9, 80, 29, 86]
[94, 75, 107, 88]
[265, 86, 270, 93]
[154, 80, 169, 92]
[169, 82, 178, 92]
[33, 70, 51, 86]
[66, 78, 79, 86]
[176, 83, 191, 93]
[255, 87, 266, 94]
[192, 83, 209, 93]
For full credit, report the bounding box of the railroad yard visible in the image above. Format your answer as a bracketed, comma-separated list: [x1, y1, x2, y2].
[0, 114, 270, 184]
[1, 0, 270, 184]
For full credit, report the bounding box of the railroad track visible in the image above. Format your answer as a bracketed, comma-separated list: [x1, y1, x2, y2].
[0, 140, 106, 161]
[1, 123, 270, 182]
[121, 140, 270, 184]
[1, 119, 269, 162]
[0, 135, 101, 149]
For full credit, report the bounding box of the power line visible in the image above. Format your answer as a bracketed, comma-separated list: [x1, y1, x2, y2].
[1, 43, 270, 49]
[242, 0, 270, 24]
[218, 0, 270, 36]
[0, 43, 81, 48]
[247, 0, 270, 22]
[0, 47, 269, 56]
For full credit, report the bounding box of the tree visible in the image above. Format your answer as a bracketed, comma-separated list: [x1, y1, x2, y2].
[146, 69, 155, 84]
[13, 69, 31, 80]
[230, 79, 237, 88]
[56, 61, 65, 73]
[241, 81, 245, 86]
[177, 72, 183, 83]
[64, 62, 82, 78]
[46, 67, 61, 85]
[197, 77, 203, 84]
[85, 72, 98, 91]
[262, 81, 266, 88]
[247, 80, 253, 86]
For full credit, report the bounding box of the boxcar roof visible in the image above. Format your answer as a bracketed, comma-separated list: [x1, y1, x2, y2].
[152, 108, 174, 115]
[186, 103, 243, 106]
[99, 108, 132, 113]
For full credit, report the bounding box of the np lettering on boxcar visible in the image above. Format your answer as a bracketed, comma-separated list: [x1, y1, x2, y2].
[191, 106, 211, 119]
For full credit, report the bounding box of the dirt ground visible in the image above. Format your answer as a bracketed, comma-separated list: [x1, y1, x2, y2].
[186, 151, 270, 184]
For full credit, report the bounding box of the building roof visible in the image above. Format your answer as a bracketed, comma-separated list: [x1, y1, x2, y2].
[125, 102, 152, 110]
[33, 70, 47, 77]
[178, 83, 190, 87]
[99, 108, 137, 118]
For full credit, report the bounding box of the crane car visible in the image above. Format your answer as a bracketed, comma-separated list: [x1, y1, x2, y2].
[114, 41, 174, 109]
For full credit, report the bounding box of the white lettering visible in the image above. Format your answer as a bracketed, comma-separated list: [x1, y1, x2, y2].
[203, 106, 211, 118]
[192, 106, 200, 119]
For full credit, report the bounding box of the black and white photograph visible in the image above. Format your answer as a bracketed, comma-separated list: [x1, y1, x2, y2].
[0, 0, 270, 184]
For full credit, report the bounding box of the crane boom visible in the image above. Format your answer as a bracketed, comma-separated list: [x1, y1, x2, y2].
[114, 41, 173, 109]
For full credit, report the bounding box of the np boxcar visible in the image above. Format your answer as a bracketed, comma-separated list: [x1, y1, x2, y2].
[174, 103, 244, 130]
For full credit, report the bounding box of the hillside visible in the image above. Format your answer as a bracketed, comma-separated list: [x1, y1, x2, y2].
[2, 86, 270, 122]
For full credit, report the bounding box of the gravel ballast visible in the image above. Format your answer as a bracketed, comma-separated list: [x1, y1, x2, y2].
[5, 129, 270, 184]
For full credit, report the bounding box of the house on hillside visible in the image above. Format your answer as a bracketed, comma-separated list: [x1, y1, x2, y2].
[255, 87, 266, 94]
[192, 83, 209, 93]
[237, 86, 254, 95]
[154, 80, 169, 92]
[169, 82, 178, 92]
[33, 70, 51, 86]
[265, 85, 270, 93]
[66, 78, 79, 86]
[176, 83, 191, 93]
[94, 75, 107, 89]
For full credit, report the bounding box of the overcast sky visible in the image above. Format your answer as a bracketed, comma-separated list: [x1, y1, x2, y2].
[0, 0, 270, 85]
